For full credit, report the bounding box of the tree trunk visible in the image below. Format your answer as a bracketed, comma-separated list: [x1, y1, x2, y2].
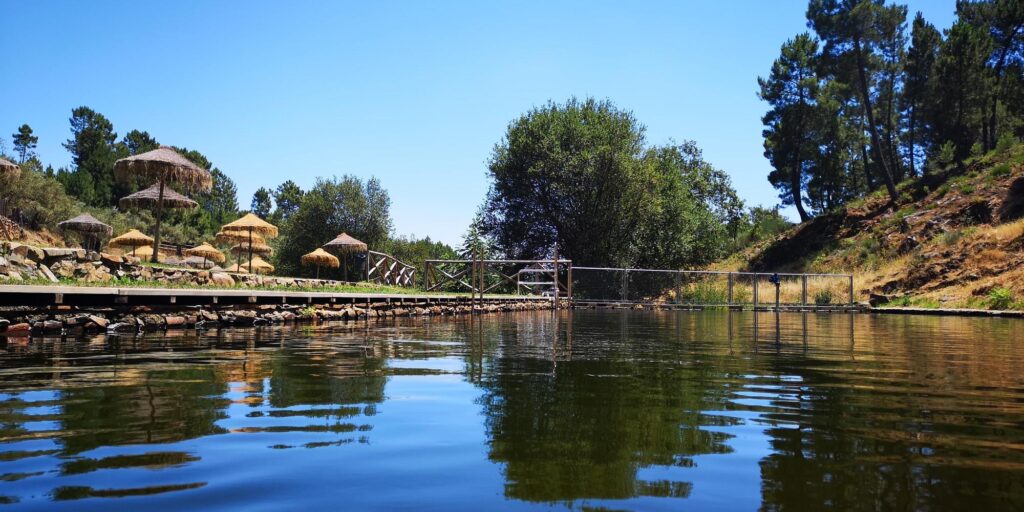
[152, 177, 165, 263]
[989, 25, 1020, 150]
[853, 36, 898, 202]
[247, 228, 253, 274]
[792, 102, 810, 222]
[907, 108, 917, 177]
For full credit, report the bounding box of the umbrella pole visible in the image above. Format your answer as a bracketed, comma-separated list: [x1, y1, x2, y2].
[316, 265, 320, 280]
[343, 253, 348, 282]
[248, 227, 253, 274]
[152, 177, 165, 263]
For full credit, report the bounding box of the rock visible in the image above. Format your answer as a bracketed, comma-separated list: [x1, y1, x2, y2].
[86, 315, 109, 329]
[210, 272, 234, 287]
[5, 271, 23, 281]
[100, 253, 124, 266]
[164, 316, 187, 328]
[4, 323, 30, 336]
[0, 318, 9, 332]
[7, 243, 45, 262]
[42, 247, 85, 261]
[140, 314, 166, 330]
[38, 265, 59, 283]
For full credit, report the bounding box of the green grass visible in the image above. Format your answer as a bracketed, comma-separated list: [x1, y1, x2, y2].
[881, 295, 942, 309]
[988, 287, 1016, 310]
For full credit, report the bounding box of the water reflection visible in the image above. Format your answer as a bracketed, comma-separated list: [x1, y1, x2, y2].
[0, 311, 1021, 510]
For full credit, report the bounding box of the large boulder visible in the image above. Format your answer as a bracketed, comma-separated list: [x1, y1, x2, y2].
[210, 272, 234, 287]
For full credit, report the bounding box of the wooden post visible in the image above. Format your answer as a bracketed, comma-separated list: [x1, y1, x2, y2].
[753, 274, 759, 309]
[801, 275, 808, 306]
[621, 270, 629, 302]
[727, 272, 734, 306]
[849, 274, 855, 306]
[674, 272, 681, 305]
[553, 246, 559, 306]
[567, 260, 573, 301]
[152, 176, 165, 263]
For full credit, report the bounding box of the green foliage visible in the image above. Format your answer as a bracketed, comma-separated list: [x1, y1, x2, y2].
[11, 124, 38, 163]
[251, 187, 273, 218]
[733, 206, 793, 249]
[988, 287, 1015, 310]
[481, 97, 742, 269]
[989, 163, 1012, 178]
[679, 282, 728, 305]
[813, 289, 833, 306]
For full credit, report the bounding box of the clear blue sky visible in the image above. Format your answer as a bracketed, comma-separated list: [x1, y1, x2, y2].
[3, 1, 956, 246]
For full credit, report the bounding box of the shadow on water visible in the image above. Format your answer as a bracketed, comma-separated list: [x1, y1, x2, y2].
[0, 310, 1021, 510]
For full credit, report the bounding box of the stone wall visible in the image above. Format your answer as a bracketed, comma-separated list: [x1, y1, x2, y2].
[0, 241, 352, 289]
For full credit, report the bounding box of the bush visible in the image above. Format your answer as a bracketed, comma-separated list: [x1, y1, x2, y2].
[990, 163, 1012, 179]
[988, 287, 1015, 310]
[814, 289, 833, 305]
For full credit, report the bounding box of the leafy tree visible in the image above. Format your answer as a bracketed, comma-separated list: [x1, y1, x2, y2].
[12, 124, 38, 163]
[481, 98, 742, 268]
[271, 180, 304, 223]
[901, 12, 941, 176]
[60, 106, 123, 206]
[808, 0, 902, 201]
[930, 19, 994, 164]
[759, 32, 820, 222]
[122, 129, 159, 155]
[251, 187, 273, 218]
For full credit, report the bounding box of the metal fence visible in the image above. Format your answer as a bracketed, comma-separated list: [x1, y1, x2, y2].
[571, 267, 854, 307]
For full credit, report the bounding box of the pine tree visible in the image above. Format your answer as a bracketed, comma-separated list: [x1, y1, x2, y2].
[12, 124, 38, 163]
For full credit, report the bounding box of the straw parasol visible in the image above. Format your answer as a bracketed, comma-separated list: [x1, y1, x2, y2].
[245, 255, 275, 274]
[184, 242, 225, 268]
[215, 230, 266, 246]
[324, 232, 368, 282]
[58, 213, 113, 251]
[224, 262, 250, 274]
[119, 183, 198, 210]
[109, 229, 154, 257]
[230, 241, 273, 256]
[222, 213, 278, 273]
[301, 248, 340, 279]
[114, 146, 212, 263]
[133, 245, 154, 259]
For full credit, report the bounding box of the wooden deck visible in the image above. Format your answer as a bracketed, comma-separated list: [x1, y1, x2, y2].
[0, 285, 551, 309]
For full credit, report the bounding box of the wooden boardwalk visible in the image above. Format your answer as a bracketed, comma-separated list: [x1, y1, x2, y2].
[0, 285, 550, 309]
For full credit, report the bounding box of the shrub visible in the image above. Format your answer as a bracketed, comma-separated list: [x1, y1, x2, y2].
[990, 163, 1012, 179]
[936, 183, 951, 198]
[814, 289, 833, 305]
[941, 230, 962, 246]
[988, 287, 1015, 310]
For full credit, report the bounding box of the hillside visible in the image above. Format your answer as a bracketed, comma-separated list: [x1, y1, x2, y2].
[719, 143, 1024, 310]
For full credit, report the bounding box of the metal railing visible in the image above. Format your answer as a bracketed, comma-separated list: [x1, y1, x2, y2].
[571, 267, 855, 307]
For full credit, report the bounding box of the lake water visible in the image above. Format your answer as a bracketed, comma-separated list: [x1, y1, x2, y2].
[0, 310, 1022, 510]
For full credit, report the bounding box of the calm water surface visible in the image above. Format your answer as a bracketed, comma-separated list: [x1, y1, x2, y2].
[0, 310, 1022, 510]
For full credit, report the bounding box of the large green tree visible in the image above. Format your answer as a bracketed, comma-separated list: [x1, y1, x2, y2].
[480, 97, 741, 268]
[12, 124, 38, 163]
[60, 106, 123, 206]
[759, 33, 820, 222]
[251, 187, 273, 218]
[901, 12, 941, 176]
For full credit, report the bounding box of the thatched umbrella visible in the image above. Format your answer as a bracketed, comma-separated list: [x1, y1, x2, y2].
[109, 229, 154, 257]
[114, 146, 212, 263]
[245, 255, 275, 275]
[58, 213, 113, 251]
[301, 248, 340, 279]
[222, 213, 278, 273]
[119, 183, 199, 210]
[215, 230, 267, 246]
[230, 241, 273, 256]
[184, 242, 225, 269]
[224, 262, 250, 274]
[324, 232, 367, 282]
[134, 245, 154, 259]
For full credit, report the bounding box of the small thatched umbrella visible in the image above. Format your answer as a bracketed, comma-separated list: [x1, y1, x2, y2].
[134, 245, 154, 259]
[58, 214, 113, 251]
[184, 243, 225, 269]
[324, 232, 367, 282]
[301, 248, 340, 279]
[109, 229, 154, 257]
[119, 183, 199, 210]
[222, 213, 278, 273]
[245, 255, 275, 275]
[114, 146, 212, 263]
[224, 262, 250, 274]
[230, 241, 273, 256]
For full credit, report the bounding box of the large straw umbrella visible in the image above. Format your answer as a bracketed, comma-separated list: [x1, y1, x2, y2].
[58, 214, 113, 251]
[246, 255, 275, 275]
[114, 146, 212, 263]
[230, 241, 273, 256]
[0, 158, 20, 240]
[215, 230, 266, 246]
[301, 248, 340, 279]
[324, 232, 367, 282]
[119, 183, 199, 210]
[185, 243, 225, 269]
[221, 213, 278, 273]
[224, 262, 249, 274]
[109, 229, 154, 257]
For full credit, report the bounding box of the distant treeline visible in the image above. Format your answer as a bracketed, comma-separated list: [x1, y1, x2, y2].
[760, 0, 1023, 220]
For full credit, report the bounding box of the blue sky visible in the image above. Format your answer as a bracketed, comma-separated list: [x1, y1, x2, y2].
[3, 1, 956, 246]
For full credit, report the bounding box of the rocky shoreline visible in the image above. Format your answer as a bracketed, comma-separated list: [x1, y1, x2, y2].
[0, 299, 561, 337]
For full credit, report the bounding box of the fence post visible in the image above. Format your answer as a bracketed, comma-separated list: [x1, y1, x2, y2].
[727, 273, 734, 306]
[553, 246, 559, 306]
[567, 261, 573, 301]
[674, 272, 681, 305]
[753, 274, 759, 309]
[801, 275, 808, 306]
[849, 274, 855, 306]
[621, 270, 629, 302]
